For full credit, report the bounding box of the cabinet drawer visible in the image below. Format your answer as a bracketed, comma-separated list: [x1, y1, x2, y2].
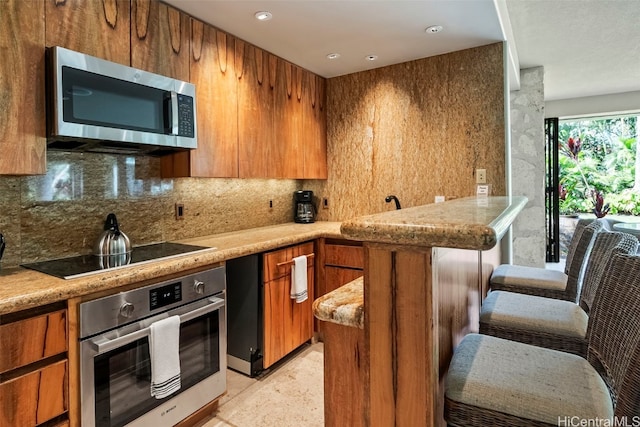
[264, 242, 315, 282]
[325, 244, 364, 269]
[0, 359, 68, 426]
[0, 309, 67, 373]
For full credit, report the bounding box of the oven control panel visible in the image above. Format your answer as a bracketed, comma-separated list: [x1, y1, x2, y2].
[78, 265, 225, 339]
[150, 282, 182, 310]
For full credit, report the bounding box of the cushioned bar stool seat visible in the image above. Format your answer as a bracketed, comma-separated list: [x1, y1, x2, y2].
[445, 334, 612, 425]
[490, 219, 606, 302]
[480, 231, 638, 356]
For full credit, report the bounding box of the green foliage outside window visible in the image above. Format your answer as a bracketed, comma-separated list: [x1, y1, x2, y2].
[558, 116, 639, 215]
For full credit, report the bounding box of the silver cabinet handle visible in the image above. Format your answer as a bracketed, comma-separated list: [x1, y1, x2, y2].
[90, 297, 225, 354]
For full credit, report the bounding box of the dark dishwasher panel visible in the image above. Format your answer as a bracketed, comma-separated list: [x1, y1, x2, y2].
[226, 254, 264, 377]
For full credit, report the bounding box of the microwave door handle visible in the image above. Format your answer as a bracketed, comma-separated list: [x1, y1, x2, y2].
[89, 297, 225, 355]
[170, 91, 179, 135]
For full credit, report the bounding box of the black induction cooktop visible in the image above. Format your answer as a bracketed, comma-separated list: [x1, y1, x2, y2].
[21, 242, 211, 279]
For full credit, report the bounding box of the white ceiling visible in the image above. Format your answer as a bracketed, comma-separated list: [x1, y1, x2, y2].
[165, 0, 640, 102]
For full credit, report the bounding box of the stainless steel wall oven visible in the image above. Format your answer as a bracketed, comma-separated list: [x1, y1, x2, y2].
[79, 267, 226, 427]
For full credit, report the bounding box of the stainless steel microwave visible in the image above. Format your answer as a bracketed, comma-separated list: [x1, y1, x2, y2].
[46, 46, 197, 156]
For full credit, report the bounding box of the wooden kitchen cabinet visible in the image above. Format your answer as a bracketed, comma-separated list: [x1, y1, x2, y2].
[272, 57, 304, 178]
[302, 73, 327, 179]
[0, 0, 46, 175]
[316, 239, 363, 340]
[131, 0, 190, 81]
[0, 303, 69, 426]
[161, 19, 239, 178]
[320, 240, 364, 295]
[237, 42, 277, 178]
[45, 0, 130, 66]
[262, 242, 315, 368]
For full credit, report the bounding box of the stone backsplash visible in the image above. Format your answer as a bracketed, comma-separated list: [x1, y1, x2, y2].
[0, 151, 300, 267]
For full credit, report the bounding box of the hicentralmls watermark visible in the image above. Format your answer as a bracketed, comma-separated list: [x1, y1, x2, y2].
[558, 417, 640, 427]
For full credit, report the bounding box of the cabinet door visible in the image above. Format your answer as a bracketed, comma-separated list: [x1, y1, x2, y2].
[0, 0, 46, 175]
[263, 242, 314, 368]
[0, 309, 67, 374]
[324, 267, 363, 295]
[303, 73, 328, 179]
[237, 43, 276, 178]
[0, 360, 68, 426]
[131, 0, 189, 81]
[272, 58, 303, 178]
[162, 20, 239, 178]
[45, 0, 130, 65]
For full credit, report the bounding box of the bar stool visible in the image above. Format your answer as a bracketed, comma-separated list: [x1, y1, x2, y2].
[479, 231, 638, 356]
[490, 219, 607, 302]
[445, 253, 640, 425]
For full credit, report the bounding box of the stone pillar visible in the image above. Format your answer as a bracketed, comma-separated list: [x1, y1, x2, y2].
[510, 67, 546, 267]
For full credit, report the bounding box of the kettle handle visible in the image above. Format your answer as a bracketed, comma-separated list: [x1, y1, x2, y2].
[104, 213, 121, 235]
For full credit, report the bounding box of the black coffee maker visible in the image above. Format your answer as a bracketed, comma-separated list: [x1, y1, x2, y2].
[294, 190, 316, 223]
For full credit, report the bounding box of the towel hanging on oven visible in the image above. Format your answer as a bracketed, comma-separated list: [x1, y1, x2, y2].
[149, 315, 181, 399]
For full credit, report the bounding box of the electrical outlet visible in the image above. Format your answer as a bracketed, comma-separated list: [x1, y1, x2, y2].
[269, 199, 273, 209]
[322, 197, 329, 209]
[476, 168, 487, 184]
[435, 195, 445, 203]
[175, 203, 184, 220]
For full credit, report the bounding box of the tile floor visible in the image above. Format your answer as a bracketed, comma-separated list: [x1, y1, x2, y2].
[198, 343, 324, 427]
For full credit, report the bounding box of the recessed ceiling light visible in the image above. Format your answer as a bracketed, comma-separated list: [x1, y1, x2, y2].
[326, 53, 340, 60]
[254, 11, 273, 21]
[365, 55, 378, 61]
[425, 25, 443, 34]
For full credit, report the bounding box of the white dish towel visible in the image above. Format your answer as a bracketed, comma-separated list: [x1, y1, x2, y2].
[149, 315, 181, 399]
[290, 255, 308, 303]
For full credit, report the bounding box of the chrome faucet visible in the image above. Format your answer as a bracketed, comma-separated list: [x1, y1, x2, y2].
[385, 195, 401, 210]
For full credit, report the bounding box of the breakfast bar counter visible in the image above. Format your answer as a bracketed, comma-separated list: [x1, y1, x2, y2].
[314, 196, 527, 427]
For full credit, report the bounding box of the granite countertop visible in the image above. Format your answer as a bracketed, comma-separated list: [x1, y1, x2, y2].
[312, 276, 364, 329]
[0, 222, 342, 315]
[340, 196, 528, 250]
[317, 196, 528, 329]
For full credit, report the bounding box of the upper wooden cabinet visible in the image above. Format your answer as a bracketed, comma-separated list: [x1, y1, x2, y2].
[161, 19, 239, 178]
[237, 42, 277, 178]
[163, 20, 327, 179]
[45, 0, 130, 65]
[0, 0, 46, 175]
[271, 58, 304, 178]
[303, 74, 328, 179]
[131, 0, 189, 82]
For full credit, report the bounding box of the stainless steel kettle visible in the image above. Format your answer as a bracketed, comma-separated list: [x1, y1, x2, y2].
[94, 214, 131, 266]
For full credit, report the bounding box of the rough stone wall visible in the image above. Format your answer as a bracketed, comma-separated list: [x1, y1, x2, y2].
[510, 67, 546, 267]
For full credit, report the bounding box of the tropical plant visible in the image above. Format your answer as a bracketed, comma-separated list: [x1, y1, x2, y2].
[558, 116, 638, 215]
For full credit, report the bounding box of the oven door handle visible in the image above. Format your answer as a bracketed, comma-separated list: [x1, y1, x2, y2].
[89, 296, 225, 355]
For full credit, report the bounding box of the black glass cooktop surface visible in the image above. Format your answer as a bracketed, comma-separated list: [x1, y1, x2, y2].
[21, 242, 211, 279]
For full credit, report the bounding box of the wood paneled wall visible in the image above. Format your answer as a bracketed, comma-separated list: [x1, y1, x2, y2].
[305, 42, 506, 221]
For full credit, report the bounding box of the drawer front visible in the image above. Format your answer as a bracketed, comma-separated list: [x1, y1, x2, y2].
[0, 359, 68, 426]
[0, 309, 67, 373]
[325, 244, 364, 269]
[264, 242, 315, 282]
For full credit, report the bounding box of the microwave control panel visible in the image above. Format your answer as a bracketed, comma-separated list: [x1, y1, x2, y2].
[177, 95, 195, 138]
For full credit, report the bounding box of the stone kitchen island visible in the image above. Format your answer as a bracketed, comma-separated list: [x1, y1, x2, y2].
[313, 196, 527, 427]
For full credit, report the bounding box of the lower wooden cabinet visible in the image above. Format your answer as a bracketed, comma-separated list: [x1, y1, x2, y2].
[0, 303, 69, 426]
[263, 242, 315, 368]
[0, 360, 68, 426]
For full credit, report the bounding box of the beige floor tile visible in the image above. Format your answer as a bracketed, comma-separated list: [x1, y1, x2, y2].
[201, 343, 324, 427]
